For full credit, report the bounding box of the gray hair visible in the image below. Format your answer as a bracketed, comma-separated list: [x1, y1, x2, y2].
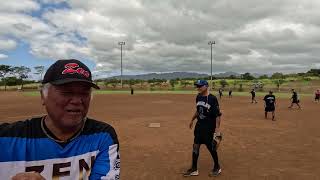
[41, 83, 51, 99]
[40, 83, 93, 100]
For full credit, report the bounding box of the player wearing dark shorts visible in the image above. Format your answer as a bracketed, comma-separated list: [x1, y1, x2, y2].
[315, 89, 320, 102]
[288, 89, 301, 109]
[184, 80, 222, 177]
[250, 89, 257, 103]
[264, 91, 276, 121]
[228, 89, 232, 98]
[218, 88, 223, 99]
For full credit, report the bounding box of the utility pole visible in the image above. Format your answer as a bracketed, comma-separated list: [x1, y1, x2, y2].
[208, 41, 215, 89]
[118, 41, 125, 88]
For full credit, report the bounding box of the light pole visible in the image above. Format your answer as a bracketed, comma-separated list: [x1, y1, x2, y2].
[208, 41, 215, 89]
[118, 41, 125, 88]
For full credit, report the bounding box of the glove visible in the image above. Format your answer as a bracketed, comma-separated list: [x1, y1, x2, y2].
[212, 132, 223, 150]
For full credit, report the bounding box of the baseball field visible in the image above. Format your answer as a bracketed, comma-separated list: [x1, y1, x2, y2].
[0, 91, 319, 180]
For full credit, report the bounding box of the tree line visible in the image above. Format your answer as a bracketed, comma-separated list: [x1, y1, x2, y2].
[1, 63, 320, 91]
[0, 65, 44, 90]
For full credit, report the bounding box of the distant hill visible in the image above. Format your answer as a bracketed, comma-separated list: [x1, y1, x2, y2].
[107, 72, 209, 80]
[103, 71, 266, 80]
[214, 72, 241, 78]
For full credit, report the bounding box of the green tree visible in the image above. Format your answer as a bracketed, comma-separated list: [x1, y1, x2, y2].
[232, 80, 237, 89]
[5, 77, 19, 86]
[306, 69, 320, 76]
[219, 79, 228, 88]
[103, 80, 111, 89]
[180, 80, 192, 88]
[273, 79, 285, 91]
[34, 66, 45, 82]
[12, 66, 31, 90]
[138, 79, 144, 88]
[238, 83, 243, 92]
[0, 65, 13, 91]
[128, 79, 136, 88]
[228, 75, 237, 79]
[271, 72, 285, 79]
[259, 75, 269, 79]
[108, 79, 118, 89]
[169, 79, 176, 90]
[242, 72, 255, 80]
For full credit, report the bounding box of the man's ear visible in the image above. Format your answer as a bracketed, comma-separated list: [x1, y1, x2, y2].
[40, 90, 45, 105]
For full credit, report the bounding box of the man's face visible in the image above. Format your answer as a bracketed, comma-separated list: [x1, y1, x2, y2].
[196, 85, 207, 94]
[41, 82, 92, 129]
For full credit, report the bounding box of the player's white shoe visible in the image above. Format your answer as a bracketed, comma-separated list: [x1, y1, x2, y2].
[209, 168, 221, 177]
[183, 168, 199, 176]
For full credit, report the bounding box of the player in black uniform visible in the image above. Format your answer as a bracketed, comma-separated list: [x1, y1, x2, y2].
[218, 88, 223, 99]
[184, 80, 222, 177]
[250, 89, 257, 103]
[228, 89, 232, 98]
[288, 89, 301, 109]
[263, 91, 276, 121]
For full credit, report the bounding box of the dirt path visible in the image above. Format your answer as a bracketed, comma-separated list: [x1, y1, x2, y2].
[1, 92, 319, 180]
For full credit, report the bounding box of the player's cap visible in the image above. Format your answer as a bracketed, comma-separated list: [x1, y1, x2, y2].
[42, 59, 100, 89]
[194, 80, 209, 87]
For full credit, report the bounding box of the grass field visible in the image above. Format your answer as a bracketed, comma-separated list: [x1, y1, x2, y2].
[1, 92, 320, 179]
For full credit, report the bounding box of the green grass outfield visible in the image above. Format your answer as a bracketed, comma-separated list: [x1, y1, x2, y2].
[22, 90, 315, 99]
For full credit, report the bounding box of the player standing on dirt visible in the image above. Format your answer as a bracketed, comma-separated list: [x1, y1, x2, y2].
[218, 88, 223, 99]
[314, 89, 320, 102]
[288, 89, 301, 109]
[263, 91, 276, 121]
[228, 89, 232, 98]
[250, 89, 257, 103]
[184, 80, 222, 177]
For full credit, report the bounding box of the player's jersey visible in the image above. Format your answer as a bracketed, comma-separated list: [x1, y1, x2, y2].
[195, 94, 220, 128]
[251, 90, 256, 97]
[264, 94, 276, 107]
[292, 92, 298, 101]
[0, 117, 120, 180]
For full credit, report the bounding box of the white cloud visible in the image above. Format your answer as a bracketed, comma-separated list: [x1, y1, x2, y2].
[38, 0, 66, 4]
[0, 54, 8, 59]
[0, 0, 39, 13]
[1, 0, 320, 75]
[0, 39, 17, 50]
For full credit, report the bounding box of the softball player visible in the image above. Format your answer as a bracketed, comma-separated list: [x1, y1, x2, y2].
[218, 88, 223, 99]
[263, 91, 276, 121]
[288, 89, 301, 109]
[228, 89, 232, 98]
[184, 80, 222, 177]
[315, 89, 320, 102]
[250, 89, 257, 103]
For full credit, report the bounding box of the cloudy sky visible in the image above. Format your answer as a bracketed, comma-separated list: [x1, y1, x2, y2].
[1, 0, 320, 77]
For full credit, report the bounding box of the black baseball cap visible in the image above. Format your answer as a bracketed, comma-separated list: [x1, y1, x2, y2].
[194, 80, 209, 87]
[42, 59, 100, 89]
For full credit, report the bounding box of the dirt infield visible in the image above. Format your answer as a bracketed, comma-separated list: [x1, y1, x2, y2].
[1, 92, 320, 180]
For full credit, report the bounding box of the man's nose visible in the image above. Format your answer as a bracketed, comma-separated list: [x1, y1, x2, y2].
[69, 94, 83, 104]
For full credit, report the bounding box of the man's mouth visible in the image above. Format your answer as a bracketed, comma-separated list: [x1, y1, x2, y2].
[66, 109, 82, 115]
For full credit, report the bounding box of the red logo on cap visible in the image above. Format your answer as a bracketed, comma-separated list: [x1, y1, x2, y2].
[62, 63, 90, 78]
